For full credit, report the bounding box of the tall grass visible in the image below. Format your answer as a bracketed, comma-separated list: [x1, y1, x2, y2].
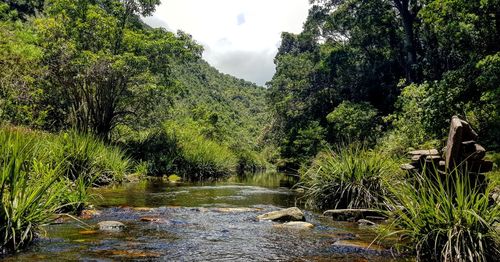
[381, 166, 500, 261]
[0, 131, 66, 255]
[299, 143, 399, 210]
[52, 131, 130, 185]
[0, 126, 132, 254]
[164, 121, 238, 179]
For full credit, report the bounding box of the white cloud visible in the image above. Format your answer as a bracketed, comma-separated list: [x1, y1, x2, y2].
[143, 0, 310, 85]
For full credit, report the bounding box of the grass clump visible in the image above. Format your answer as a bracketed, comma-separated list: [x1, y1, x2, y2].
[0, 131, 66, 255]
[54, 131, 130, 185]
[381, 167, 500, 261]
[164, 120, 238, 179]
[0, 126, 132, 254]
[299, 143, 399, 210]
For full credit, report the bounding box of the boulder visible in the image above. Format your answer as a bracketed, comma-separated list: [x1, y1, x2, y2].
[445, 116, 463, 169]
[400, 164, 415, 170]
[408, 149, 439, 156]
[257, 207, 305, 222]
[461, 142, 486, 160]
[459, 119, 478, 141]
[80, 209, 101, 219]
[274, 221, 314, 229]
[97, 221, 126, 231]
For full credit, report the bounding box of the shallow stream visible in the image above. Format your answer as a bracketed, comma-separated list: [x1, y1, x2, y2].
[7, 173, 406, 261]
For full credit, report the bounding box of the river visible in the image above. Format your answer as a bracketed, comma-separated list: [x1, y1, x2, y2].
[7, 173, 406, 261]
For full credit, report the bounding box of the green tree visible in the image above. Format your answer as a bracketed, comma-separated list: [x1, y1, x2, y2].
[34, 0, 201, 139]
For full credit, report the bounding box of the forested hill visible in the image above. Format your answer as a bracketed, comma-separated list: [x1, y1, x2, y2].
[170, 59, 269, 151]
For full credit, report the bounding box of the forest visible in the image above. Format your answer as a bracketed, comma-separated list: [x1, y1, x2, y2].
[0, 0, 499, 261]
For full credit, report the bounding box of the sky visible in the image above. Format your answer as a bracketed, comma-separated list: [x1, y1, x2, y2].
[143, 0, 310, 86]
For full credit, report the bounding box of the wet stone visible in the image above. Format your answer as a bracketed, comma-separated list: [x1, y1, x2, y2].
[357, 219, 376, 226]
[213, 207, 262, 213]
[139, 216, 165, 223]
[274, 221, 315, 229]
[257, 207, 305, 222]
[80, 209, 101, 219]
[97, 221, 126, 232]
[331, 240, 386, 254]
[323, 209, 383, 221]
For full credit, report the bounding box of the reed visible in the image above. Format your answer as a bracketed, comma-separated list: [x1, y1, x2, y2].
[381, 166, 500, 261]
[299, 143, 399, 210]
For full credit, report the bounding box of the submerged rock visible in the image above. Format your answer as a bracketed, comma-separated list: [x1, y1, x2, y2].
[257, 207, 305, 222]
[98, 221, 126, 231]
[214, 207, 262, 213]
[132, 207, 155, 212]
[332, 240, 385, 254]
[357, 219, 376, 226]
[80, 209, 102, 219]
[79, 230, 99, 235]
[274, 221, 315, 229]
[139, 216, 165, 223]
[323, 209, 383, 221]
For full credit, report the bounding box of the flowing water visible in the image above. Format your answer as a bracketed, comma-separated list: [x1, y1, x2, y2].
[7, 173, 407, 261]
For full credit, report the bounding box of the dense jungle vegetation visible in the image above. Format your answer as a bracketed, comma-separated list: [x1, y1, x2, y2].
[1, 0, 499, 261]
[268, 0, 500, 170]
[268, 0, 500, 261]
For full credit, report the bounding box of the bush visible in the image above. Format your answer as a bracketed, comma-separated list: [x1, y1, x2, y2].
[381, 167, 500, 261]
[299, 143, 399, 210]
[379, 83, 440, 157]
[164, 120, 238, 179]
[126, 120, 239, 179]
[326, 101, 380, 142]
[125, 129, 178, 176]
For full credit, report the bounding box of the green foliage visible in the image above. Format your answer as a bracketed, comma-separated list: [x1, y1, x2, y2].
[0, 0, 202, 140]
[0, 16, 47, 128]
[270, 0, 500, 164]
[381, 167, 500, 261]
[299, 143, 399, 210]
[121, 58, 270, 177]
[0, 126, 132, 254]
[51, 130, 131, 185]
[379, 83, 440, 156]
[126, 119, 245, 179]
[326, 101, 379, 142]
[268, 0, 404, 168]
[163, 120, 238, 180]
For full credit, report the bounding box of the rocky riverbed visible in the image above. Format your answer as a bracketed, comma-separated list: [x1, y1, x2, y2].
[6, 173, 408, 261]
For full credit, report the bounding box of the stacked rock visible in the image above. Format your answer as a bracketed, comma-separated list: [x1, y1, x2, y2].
[401, 116, 493, 174]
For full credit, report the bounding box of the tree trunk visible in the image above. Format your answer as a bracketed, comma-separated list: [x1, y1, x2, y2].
[394, 0, 419, 83]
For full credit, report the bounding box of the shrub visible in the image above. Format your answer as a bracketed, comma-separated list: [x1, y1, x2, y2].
[125, 129, 178, 176]
[379, 83, 440, 157]
[299, 143, 399, 210]
[381, 167, 500, 261]
[326, 101, 380, 142]
[164, 120, 238, 179]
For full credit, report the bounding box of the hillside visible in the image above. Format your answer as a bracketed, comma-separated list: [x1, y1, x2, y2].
[170, 59, 270, 152]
